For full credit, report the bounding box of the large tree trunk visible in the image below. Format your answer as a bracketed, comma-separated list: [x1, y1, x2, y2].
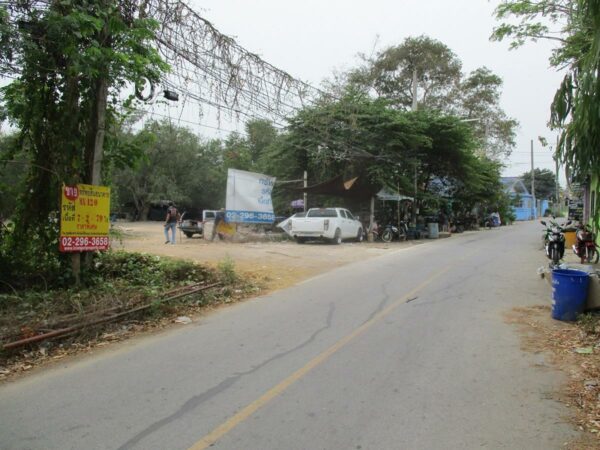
[85, 76, 109, 185]
[139, 205, 150, 221]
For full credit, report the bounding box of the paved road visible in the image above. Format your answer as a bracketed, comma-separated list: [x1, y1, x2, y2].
[0, 221, 579, 449]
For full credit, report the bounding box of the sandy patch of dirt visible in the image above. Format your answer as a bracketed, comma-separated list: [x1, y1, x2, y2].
[112, 221, 421, 292]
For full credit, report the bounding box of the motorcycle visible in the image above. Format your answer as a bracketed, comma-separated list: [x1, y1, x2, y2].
[541, 219, 571, 267]
[381, 221, 408, 242]
[573, 223, 599, 264]
[483, 213, 501, 229]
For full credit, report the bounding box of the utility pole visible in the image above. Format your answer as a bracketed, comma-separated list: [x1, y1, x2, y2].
[555, 135, 560, 215]
[411, 68, 418, 111]
[369, 196, 375, 242]
[531, 139, 536, 220]
[411, 68, 418, 227]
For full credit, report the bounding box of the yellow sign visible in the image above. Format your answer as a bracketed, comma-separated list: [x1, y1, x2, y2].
[60, 184, 111, 252]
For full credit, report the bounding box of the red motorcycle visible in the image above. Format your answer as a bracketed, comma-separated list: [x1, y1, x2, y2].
[573, 224, 599, 264]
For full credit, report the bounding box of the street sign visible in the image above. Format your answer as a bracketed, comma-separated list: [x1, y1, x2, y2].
[60, 184, 110, 252]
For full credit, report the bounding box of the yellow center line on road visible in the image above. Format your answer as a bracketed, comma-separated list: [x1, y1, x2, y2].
[189, 248, 481, 450]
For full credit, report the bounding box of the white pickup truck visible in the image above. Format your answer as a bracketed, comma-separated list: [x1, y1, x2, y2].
[290, 207, 364, 244]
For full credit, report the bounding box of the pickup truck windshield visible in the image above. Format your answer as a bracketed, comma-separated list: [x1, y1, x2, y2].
[307, 209, 338, 218]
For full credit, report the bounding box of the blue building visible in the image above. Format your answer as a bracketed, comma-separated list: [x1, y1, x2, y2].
[500, 177, 548, 221]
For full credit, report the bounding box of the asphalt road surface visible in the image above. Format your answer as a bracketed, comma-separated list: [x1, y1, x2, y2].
[0, 221, 579, 449]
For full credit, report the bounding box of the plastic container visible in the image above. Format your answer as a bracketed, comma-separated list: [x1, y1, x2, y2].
[427, 222, 439, 239]
[564, 230, 577, 248]
[551, 269, 590, 320]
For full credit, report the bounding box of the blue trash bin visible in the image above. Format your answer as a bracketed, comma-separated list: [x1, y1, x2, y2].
[551, 269, 590, 321]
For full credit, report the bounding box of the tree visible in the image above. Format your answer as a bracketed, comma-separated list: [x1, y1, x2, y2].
[277, 92, 490, 217]
[113, 121, 227, 219]
[521, 169, 558, 200]
[0, 132, 28, 218]
[349, 35, 462, 111]
[451, 68, 518, 159]
[345, 36, 518, 159]
[246, 120, 278, 167]
[448, 156, 511, 221]
[282, 92, 424, 193]
[492, 1, 600, 180]
[0, 0, 167, 285]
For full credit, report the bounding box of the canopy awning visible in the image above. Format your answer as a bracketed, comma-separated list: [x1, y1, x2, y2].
[288, 174, 379, 199]
[376, 189, 414, 202]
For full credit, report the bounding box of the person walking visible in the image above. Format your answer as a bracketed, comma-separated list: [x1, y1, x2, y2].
[211, 208, 226, 241]
[164, 202, 180, 244]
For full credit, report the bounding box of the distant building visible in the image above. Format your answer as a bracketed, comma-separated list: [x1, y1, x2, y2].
[501, 177, 548, 220]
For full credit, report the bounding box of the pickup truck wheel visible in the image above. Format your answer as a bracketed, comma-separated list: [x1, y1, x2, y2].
[331, 228, 342, 245]
[184, 232, 193, 238]
[295, 237, 307, 244]
[356, 228, 364, 242]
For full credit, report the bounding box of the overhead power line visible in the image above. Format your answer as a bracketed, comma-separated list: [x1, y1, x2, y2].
[143, 0, 329, 123]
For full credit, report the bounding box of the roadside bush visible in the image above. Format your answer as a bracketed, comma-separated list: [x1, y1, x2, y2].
[0, 220, 73, 292]
[217, 256, 238, 284]
[0, 251, 232, 348]
[92, 251, 213, 287]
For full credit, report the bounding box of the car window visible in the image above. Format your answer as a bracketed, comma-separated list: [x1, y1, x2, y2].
[339, 210, 347, 219]
[345, 210, 355, 220]
[307, 209, 338, 218]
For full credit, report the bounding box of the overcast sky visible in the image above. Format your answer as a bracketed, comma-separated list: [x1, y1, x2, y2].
[182, 0, 566, 182]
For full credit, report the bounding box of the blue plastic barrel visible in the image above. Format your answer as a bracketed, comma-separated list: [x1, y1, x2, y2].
[551, 269, 590, 321]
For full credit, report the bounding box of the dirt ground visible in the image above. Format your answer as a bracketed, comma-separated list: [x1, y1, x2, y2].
[112, 221, 422, 291]
[505, 305, 600, 448]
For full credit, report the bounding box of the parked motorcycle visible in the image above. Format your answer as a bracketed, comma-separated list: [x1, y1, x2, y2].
[541, 219, 571, 267]
[381, 221, 408, 242]
[573, 223, 599, 264]
[483, 213, 501, 229]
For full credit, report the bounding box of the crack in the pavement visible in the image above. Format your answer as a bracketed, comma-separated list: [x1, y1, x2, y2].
[117, 302, 336, 450]
[363, 281, 392, 324]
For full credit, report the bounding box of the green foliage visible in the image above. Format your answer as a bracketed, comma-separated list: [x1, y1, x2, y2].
[0, 0, 168, 285]
[92, 251, 213, 287]
[344, 35, 518, 159]
[112, 120, 229, 218]
[350, 35, 462, 110]
[109, 117, 282, 218]
[521, 168, 558, 200]
[492, 0, 600, 181]
[0, 132, 29, 218]
[217, 256, 238, 285]
[551, 6, 600, 179]
[0, 218, 70, 291]
[453, 67, 518, 159]
[0, 251, 230, 348]
[449, 156, 508, 219]
[491, 1, 576, 66]
[280, 93, 480, 202]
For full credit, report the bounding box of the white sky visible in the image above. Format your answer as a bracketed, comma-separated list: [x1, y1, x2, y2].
[178, 0, 566, 184]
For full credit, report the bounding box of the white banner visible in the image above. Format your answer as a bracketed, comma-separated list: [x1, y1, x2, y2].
[225, 169, 276, 223]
